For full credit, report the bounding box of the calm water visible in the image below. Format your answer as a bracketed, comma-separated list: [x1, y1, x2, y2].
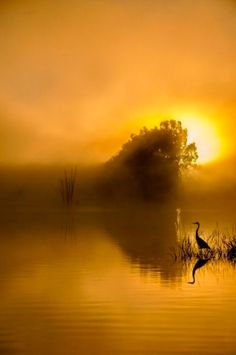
[0, 208, 235, 355]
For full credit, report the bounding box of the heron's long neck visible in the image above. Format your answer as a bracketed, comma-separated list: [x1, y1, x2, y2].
[196, 224, 200, 239]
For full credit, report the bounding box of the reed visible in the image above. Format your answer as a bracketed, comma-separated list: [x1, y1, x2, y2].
[171, 231, 236, 263]
[59, 167, 77, 206]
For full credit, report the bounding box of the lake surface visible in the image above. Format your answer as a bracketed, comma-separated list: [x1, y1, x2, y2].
[0, 208, 235, 355]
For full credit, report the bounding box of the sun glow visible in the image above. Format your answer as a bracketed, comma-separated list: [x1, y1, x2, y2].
[179, 115, 221, 164]
[135, 112, 223, 164]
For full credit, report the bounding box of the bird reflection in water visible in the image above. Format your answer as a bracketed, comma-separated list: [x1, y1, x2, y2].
[188, 258, 210, 285]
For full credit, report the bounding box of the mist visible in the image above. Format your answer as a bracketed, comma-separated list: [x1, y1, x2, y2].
[0, 0, 236, 165]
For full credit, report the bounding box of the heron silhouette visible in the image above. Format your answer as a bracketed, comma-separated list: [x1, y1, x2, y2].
[188, 258, 210, 284]
[193, 222, 211, 251]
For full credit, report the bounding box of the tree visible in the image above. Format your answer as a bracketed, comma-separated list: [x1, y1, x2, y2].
[105, 120, 198, 201]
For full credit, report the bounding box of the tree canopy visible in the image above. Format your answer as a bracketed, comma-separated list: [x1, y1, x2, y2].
[103, 120, 198, 201]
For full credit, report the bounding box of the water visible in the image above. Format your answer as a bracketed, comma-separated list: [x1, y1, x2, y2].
[0, 208, 235, 355]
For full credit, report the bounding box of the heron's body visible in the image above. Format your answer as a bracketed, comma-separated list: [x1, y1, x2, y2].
[193, 222, 211, 250]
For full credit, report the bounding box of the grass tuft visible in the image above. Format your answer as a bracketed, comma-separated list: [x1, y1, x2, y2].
[59, 167, 77, 206]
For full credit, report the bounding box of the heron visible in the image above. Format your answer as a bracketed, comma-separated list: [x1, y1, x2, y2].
[193, 222, 211, 250]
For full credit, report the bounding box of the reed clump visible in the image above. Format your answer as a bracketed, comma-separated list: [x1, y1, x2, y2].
[171, 231, 236, 263]
[60, 167, 77, 206]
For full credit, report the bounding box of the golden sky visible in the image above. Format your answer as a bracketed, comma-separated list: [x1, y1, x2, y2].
[0, 0, 236, 164]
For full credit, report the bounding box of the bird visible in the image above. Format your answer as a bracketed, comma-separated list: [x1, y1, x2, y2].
[188, 258, 210, 284]
[193, 222, 211, 250]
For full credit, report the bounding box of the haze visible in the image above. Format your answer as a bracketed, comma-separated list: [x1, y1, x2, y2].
[0, 0, 236, 164]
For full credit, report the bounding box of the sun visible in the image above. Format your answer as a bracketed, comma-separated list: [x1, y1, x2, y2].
[131, 111, 223, 164]
[179, 115, 221, 163]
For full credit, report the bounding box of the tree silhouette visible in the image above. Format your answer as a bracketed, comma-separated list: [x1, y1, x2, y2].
[102, 120, 198, 201]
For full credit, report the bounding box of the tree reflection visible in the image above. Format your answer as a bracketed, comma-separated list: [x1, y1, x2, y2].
[100, 205, 182, 281]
